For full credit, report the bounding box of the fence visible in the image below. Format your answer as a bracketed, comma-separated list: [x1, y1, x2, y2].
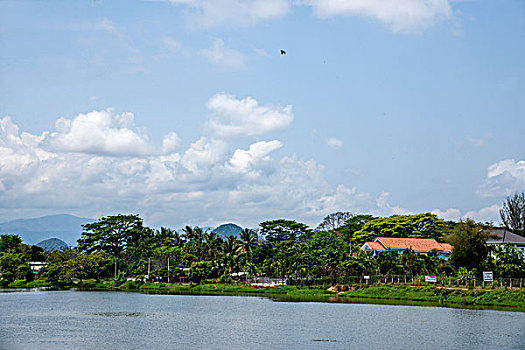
[283, 275, 524, 289]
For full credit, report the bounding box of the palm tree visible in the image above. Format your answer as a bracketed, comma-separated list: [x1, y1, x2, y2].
[239, 228, 257, 258]
[222, 236, 241, 274]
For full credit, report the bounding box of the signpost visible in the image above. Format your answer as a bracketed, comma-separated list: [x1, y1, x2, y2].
[483, 271, 493, 288]
[425, 275, 437, 283]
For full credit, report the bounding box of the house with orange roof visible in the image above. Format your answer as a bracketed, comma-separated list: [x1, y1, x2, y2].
[361, 237, 453, 260]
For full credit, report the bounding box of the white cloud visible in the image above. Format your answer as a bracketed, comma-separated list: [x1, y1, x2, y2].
[464, 205, 501, 224]
[167, 0, 290, 28]
[374, 191, 410, 216]
[45, 109, 157, 156]
[206, 93, 293, 137]
[181, 136, 229, 174]
[200, 39, 247, 69]
[431, 208, 461, 221]
[162, 132, 182, 154]
[326, 137, 343, 150]
[477, 159, 525, 197]
[0, 111, 376, 228]
[309, 0, 453, 33]
[228, 140, 282, 174]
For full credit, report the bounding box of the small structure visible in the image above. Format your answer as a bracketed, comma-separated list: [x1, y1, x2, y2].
[29, 261, 47, 273]
[361, 237, 453, 260]
[486, 229, 525, 257]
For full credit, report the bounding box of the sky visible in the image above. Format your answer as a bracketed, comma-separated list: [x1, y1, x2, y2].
[0, 0, 524, 229]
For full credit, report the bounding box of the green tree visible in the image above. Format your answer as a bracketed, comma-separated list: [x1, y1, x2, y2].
[239, 228, 257, 259]
[77, 214, 147, 257]
[0, 252, 30, 284]
[305, 230, 346, 277]
[353, 213, 448, 246]
[448, 219, 491, 272]
[500, 192, 525, 236]
[337, 214, 376, 248]
[259, 219, 311, 244]
[0, 234, 23, 252]
[491, 243, 525, 278]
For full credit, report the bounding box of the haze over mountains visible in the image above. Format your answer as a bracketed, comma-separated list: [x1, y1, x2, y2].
[0, 215, 247, 246]
[0, 214, 93, 246]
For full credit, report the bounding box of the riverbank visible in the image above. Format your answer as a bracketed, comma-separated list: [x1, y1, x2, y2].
[5, 279, 525, 311]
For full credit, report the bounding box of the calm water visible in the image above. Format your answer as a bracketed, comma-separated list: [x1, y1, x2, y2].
[0, 290, 524, 350]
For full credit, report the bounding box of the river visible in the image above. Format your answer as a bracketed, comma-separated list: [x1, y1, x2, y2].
[0, 290, 524, 349]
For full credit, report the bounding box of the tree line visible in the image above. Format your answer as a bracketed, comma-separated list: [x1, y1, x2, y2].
[1, 192, 524, 286]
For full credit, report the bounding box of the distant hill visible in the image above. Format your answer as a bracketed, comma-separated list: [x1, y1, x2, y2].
[213, 223, 243, 238]
[36, 238, 69, 251]
[0, 214, 94, 246]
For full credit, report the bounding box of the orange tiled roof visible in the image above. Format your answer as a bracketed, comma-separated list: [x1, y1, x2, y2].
[438, 243, 453, 253]
[375, 237, 451, 252]
[364, 241, 386, 250]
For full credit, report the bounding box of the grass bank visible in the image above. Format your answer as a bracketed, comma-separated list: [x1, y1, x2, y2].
[337, 285, 525, 309]
[5, 279, 525, 310]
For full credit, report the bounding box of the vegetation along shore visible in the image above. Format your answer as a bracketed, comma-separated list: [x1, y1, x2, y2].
[1, 192, 524, 311]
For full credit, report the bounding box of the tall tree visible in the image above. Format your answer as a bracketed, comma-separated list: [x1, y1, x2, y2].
[77, 214, 146, 257]
[239, 228, 257, 258]
[315, 212, 353, 232]
[337, 214, 376, 245]
[500, 192, 525, 236]
[259, 219, 311, 244]
[447, 219, 491, 272]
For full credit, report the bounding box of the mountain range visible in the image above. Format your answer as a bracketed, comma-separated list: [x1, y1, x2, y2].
[0, 214, 93, 246]
[0, 214, 246, 246]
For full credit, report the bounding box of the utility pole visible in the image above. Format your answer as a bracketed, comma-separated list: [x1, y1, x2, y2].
[114, 257, 118, 279]
[167, 258, 170, 284]
[148, 258, 151, 278]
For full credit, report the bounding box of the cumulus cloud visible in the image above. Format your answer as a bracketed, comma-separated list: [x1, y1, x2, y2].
[181, 137, 228, 174]
[229, 140, 282, 174]
[309, 0, 453, 33]
[477, 159, 525, 197]
[45, 109, 164, 156]
[167, 0, 290, 28]
[326, 137, 343, 150]
[206, 93, 293, 138]
[200, 39, 247, 69]
[0, 110, 377, 227]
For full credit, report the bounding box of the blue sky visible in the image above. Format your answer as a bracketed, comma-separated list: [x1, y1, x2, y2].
[0, 0, 524, 228]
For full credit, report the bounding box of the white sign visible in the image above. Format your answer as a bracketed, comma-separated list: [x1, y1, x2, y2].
[363, 276, 370, 280]
[425, 276, 437, 283]
[483, 271, 493, 282]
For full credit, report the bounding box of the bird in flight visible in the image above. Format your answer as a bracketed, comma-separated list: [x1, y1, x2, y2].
[280, 50, 286, 55]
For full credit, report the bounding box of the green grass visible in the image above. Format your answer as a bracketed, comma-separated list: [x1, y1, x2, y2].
[5, 279, 524, 310]
[338, 285, 525, 308]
